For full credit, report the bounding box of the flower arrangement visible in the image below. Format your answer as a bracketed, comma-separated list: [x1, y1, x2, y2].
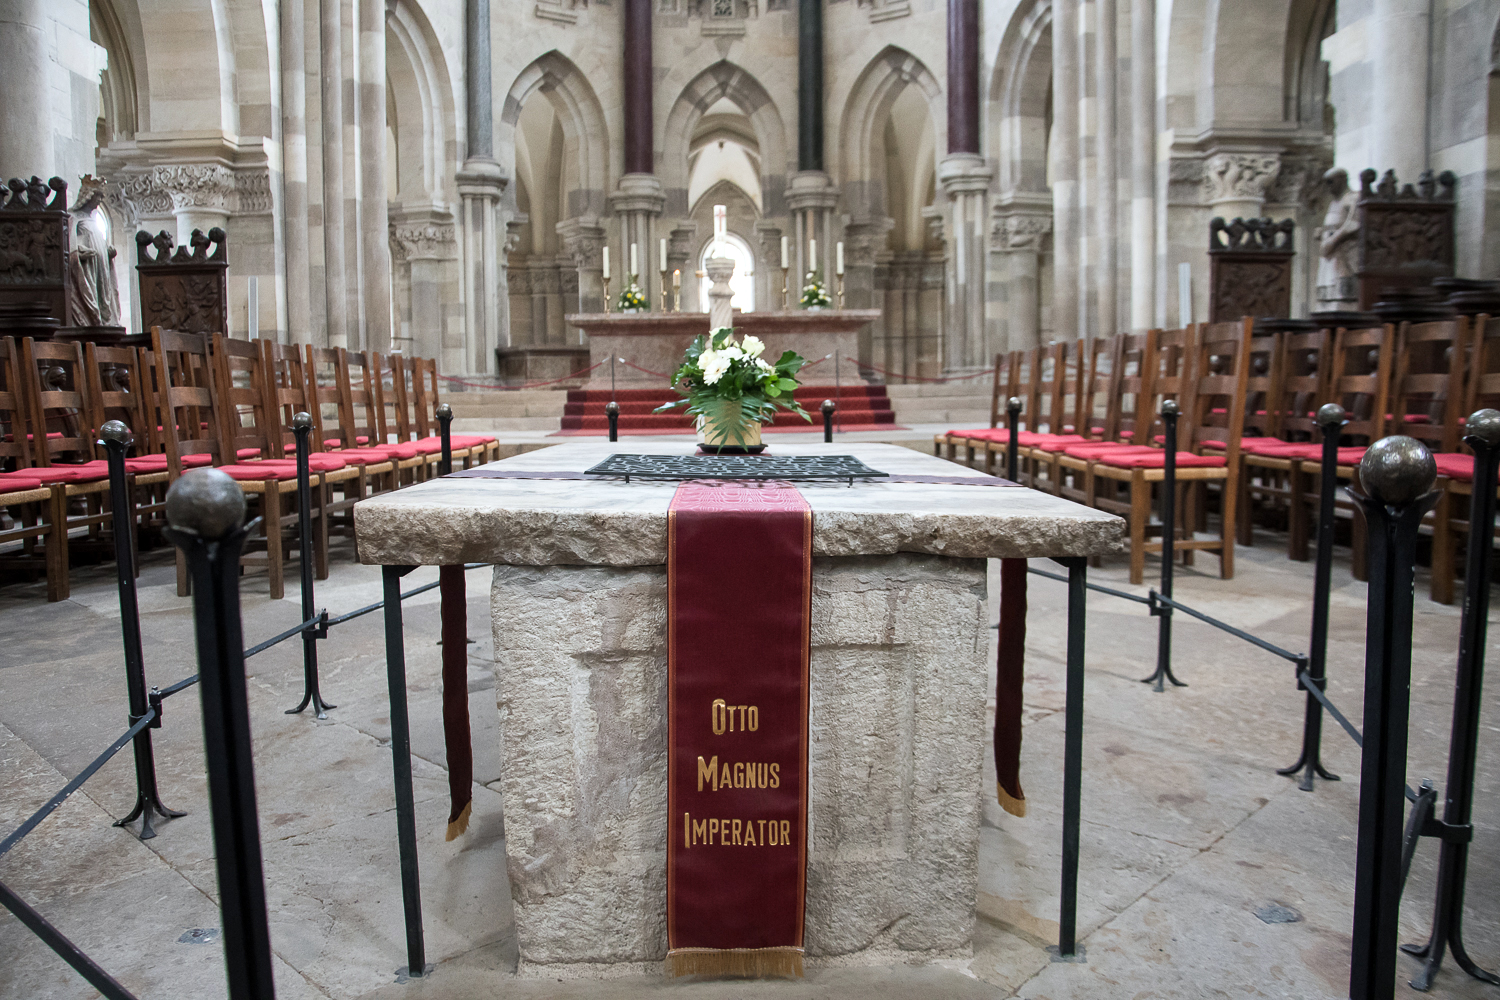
[618, 278, 648, 311]
[800, 270, 831, 309]
[654, 327, 811, 447]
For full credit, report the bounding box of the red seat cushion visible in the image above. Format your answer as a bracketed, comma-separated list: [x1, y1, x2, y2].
[386, 442, 426, 460]
[215, 463, 301, 482]
[0, 474, 46, 492]
[237, 447, 262, 460]
[418, 434, 492, 449]
[1434, 453, 1473, 482]
[945, 428, 1006, 443]
[327, 447, 397, 463]
[29, 462, 111, 484]
[251, 454, 349, 472]
[1061, 443, 1155, 459]
[1095, 451, 1228, 470]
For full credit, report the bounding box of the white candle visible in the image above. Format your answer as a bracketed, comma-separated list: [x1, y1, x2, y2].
[809, 239, 817, 270]
[673, 268, 681, 287]
[659, 238, 667, 272]
[780, 235, 788, 269]
[630, 242, 638, 279]
[836, 241, 844, 276]
[601, 246, 609, 280]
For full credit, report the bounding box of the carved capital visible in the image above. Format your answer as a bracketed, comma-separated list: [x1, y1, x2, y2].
[843, 216, 894, 265]
[990, 210, 1052, 252]
[555, 217, 606, 270]
[1203, 153, 1281, 206]
[389, 221, 456, 262]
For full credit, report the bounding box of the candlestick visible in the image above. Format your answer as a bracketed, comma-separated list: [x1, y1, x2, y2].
[780, 235, 789, 269]
[836, 241, 844, 276]
[837, 273, 845, 310]
[660, 270, 668, 314]
[781, 266, 791, 312]
[629, 243, 638, 281]
[603, 274, 612, 312]
[672, 268, 682, 312]
[601, 246, 610, 281]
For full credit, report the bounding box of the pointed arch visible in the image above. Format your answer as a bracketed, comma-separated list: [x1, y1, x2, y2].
[499, 50, 609, 219]
[838, 46, 946, 218]
[660, 61, 790, 218]
[989, 0, 1052, 197]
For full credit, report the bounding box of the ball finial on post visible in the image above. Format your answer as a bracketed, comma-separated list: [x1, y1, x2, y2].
[1317, 403, 1347, 429]
[1160, 399, 1179, 417]
[1007, 396, 1022, 415]
[605, 401, 620, 416]
[98, 419, 132, 447]
[1358, 436, 1437, 508]
[820, 399, 835, 415]
[436, 403, 452, 422]
[165, 469, 247, 540]
[1465, 408, 1500, 448]
[292, 411, 313, 432]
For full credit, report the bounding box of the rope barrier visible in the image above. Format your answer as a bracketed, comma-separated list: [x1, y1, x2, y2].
[434, 361, 603, 391]
[851, 359, 997, 383]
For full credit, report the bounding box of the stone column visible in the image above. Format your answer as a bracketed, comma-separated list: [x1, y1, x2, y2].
[1094, 0, 1117, 339]
[358, 0, 392, 352]
[946, 0, 980, 155]
[390, 215, 457, 360]
[991, 207, 1051, 351]
[0, 0, 52, 179]
[706, 256, 735, 330]
[786, 172, 839, 285]
[151, 165, 235, 244]
[558, 218, 606, 316]
[623, 0, 652, 176]
[667, 222, 698, 311]
[610, 176, 665, 305]
[458, 0, 507, 372]
[797, 0, 824, 173]
[1371, 0, 1429, 183]
[280, 0, 313, 343]
[1129, 0, 1155, 330]
[1051, 0, 1079, 342]
[844, 217, 893, 361]
[319, 0, 349, 348]
[938, 156, 993, 370]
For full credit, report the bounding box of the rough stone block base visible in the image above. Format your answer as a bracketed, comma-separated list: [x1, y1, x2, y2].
[492, 553, 989, 975]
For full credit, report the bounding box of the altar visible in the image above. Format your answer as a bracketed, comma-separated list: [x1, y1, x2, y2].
[354, 442, 1121, 976]
[566, 310, 881, 388]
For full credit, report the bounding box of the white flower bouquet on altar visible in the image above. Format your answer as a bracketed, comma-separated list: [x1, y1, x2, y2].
[800, 270, 832, 309]
[618, 278, 648, 311]
[654, 327, 811, 448]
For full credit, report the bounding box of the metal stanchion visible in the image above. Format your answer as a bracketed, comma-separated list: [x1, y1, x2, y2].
[1007, 397, 1022, 483]
[382, 563, 428, 980]
[606, 400, 620, 443]
[1143, 400, 1186, 691]
[821, 399, 835, 443]
[286, 413, 334, 719]
[1280, 403, 1346, 790]
[1053, 555, 1088, 961]
[436, 403, 453, 474]
[100, 422, 184, 839]
[1401, 409, 1500, 991]
[1347, 436, 1439, 1000]
[163, 470, 276, 1000]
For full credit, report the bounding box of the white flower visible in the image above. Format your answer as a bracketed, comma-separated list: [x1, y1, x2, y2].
[721, 345, 744, 361]
[700, 350, 730, 385]
[741, 335, 765, 358]
[756, 358, 774, 373]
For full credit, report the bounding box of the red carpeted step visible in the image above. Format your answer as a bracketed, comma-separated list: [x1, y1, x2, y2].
[559, 383, 895, 431]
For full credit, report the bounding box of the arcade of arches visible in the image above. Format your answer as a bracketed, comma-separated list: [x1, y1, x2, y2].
[5, 0, 1498, 377]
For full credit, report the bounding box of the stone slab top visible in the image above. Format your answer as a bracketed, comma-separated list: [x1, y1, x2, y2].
[354, 442, 1124, 567]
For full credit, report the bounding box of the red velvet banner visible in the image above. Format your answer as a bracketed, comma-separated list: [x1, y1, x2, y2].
[995, 558, 1027, 817]
[666, 482, 811, 978]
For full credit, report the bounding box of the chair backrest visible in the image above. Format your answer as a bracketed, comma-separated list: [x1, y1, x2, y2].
[1242, 328, 1281, 439]
[83, 342, 148, 452]
[151, 326, 224, 476]
[1101, 329, 1159, 442]
[1327, 325, 1394, 445]
[19, 338, 92, 466]
[260, 339, 312, 459]
[1139, 325, 1197, 445]
[305, 345, 358, 451]
[1034, 342, 1069, 435]
[1463, 314, 1500, 424]
[343, 350, 383, 447]
[1073, 336, 1114, 438]
[1009, 347, 1044, 433]
[211, 334, 279, 462]
[1388, 318, 1467, 455]
[1269, 328, 1331, 441]
[0, 337, 33, 468]
[988, 351, 1020, 428]
[409, 356, 439, 439]
[1185, 317, 1253, 459]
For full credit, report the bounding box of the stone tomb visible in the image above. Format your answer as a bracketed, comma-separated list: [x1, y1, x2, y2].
[355, 442, 1121, 976]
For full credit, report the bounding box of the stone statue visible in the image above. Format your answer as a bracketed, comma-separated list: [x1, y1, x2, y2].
[1315, 167, 1361, 308]
[66, 176, 123, 328]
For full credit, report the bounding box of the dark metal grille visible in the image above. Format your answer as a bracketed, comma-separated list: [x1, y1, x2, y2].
[583, 453, 887, 485]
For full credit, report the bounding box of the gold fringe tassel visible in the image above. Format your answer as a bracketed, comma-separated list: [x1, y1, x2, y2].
[997, 782, 1027, 818]
[666, 947, 804, 979]
[445, 799, 472, 842]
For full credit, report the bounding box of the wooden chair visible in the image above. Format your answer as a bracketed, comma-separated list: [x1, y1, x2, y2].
[1433, 314, 1500, 604]
[1051, 329, 1160, 512]
[0, 337, 62, 595]
[304, 344, 399, 553]
[409, 354, 498, 465]
[935, 351, 1018, 463]
[154, 327, 318, 599]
